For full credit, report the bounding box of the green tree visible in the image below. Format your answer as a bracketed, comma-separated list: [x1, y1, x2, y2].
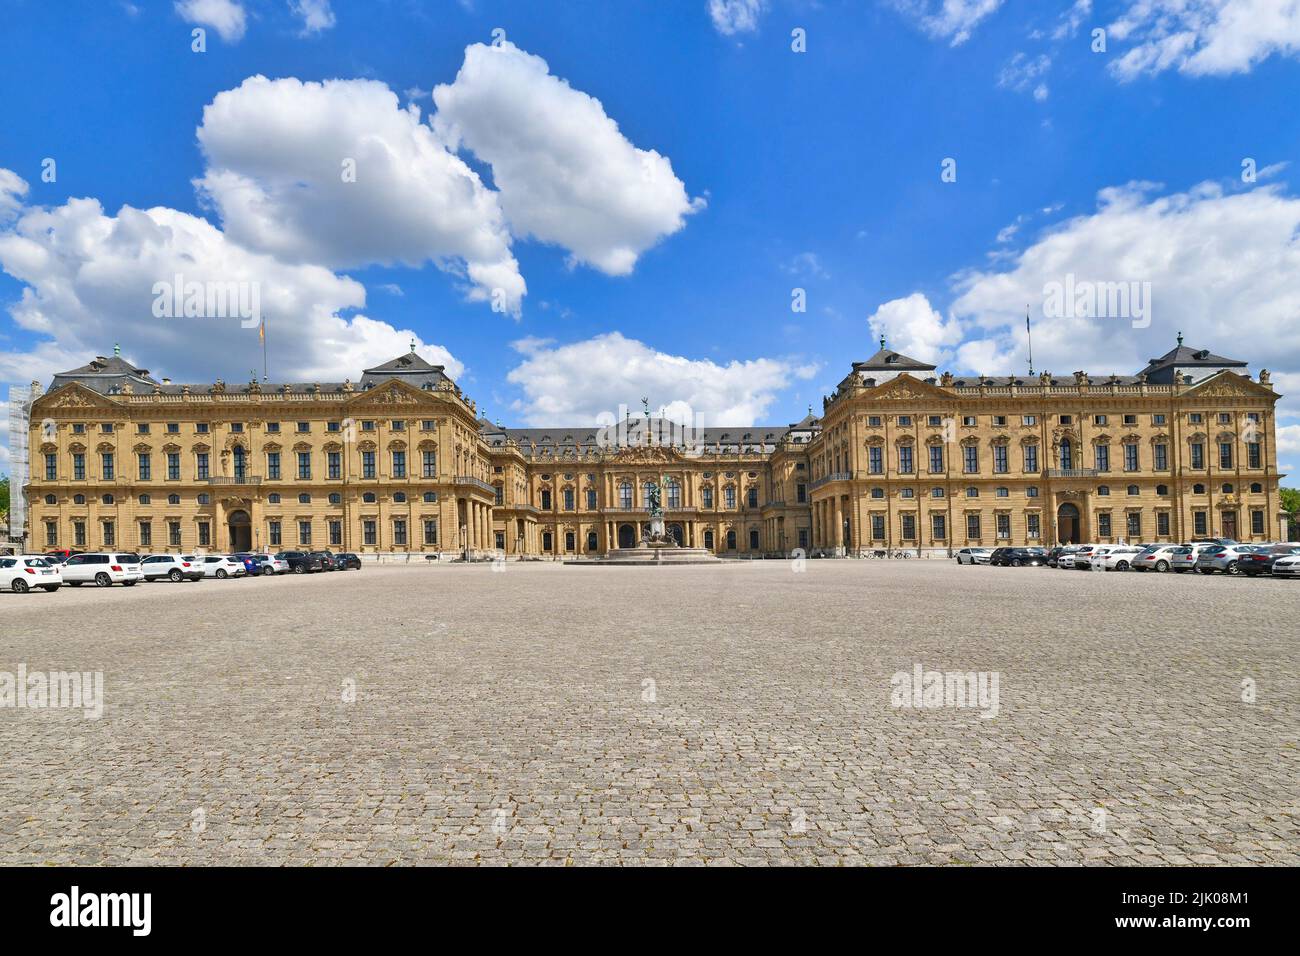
[1281, 487, 1300, 536]
[0, 474, 9, 516]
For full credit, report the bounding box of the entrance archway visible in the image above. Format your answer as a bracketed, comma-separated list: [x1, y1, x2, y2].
[667, 523, 684, 546]
[617, 523, 636, 549]
[228, 509, 252, 552]
[703, 530, 715, 550]
[1056, 502, 1080, 545]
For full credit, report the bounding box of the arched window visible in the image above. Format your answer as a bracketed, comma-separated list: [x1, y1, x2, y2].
[746, 486, 758, 508]
[1127, 485, 1139, 496]
[393, 492, 406, 503]
[541, 488, 552, 510]
[1156, 484, 1168, 496]
[423, 492, 437, 503]
[1059, 438, 1073, 471]
[233, 444, 246, 480]
[749, 528, 760, 550]
[726, 529, 737, 550]
[363, 492, 376, 503]
[196, 493, 210, 505]
[642, 482, 655, 510]
[665, 477, 681, 509]
[965, 487, 979, 498]
[586, 531, 598, 552]
[704, 529, 715, 550]
[1097, 486, 1110, 496]
[329, 493, 342, 504]
[1192, 483, 1205, 495]
[138, 494, 151, 505]
[701, 485, 713, 508]
[563, 487, 574, 511]
[724, 485, 736, 509]
[44, 494, 57, 504]
[73, 494, 86, 504]
[102, 494, 114, 504]
[619, 481, 633, 510]
[1221, 483, 1233, 494]
[1250, 482, 1263, 494]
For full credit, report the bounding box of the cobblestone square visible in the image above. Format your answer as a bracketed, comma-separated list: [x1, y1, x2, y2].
[0, 561, 1296, 865]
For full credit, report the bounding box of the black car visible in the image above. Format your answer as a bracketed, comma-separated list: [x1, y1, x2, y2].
[1045, 546, 1068, 567]
[334, 552, 362, 570]
[309, 550, 338, 571]
[1239, 544, 1300, 577]
[1004, 548, 1047, 567]
[988, 548, 1015, 566]
[276, 550, 327, 574]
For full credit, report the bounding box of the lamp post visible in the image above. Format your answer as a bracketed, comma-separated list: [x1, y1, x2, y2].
[459, 523, 467, 562]
[516, 531, 524, 561]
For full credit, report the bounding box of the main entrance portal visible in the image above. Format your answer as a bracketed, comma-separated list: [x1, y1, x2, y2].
[1056, 502, 1080, 545]
[228, 509, 252, 552]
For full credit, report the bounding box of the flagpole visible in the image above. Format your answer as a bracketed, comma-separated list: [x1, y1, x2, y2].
[261, 313, 268, 383]
[1026, 305, 1034, 377]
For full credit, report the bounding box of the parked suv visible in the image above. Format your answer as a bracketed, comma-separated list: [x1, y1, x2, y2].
[141, 554, 204, 582]
[0, 555, 63, 592]
[277, 550, 328, 574]
[197, 555, 247, 579]
[61, 552, 144, 587]
[334, 552, 362, 571]
[310, 550, 338, 571]
[248, 553, 290, 575]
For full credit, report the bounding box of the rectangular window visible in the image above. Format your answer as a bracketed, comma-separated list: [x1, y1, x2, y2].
[1022, 415, 1036, 426]
[1127, 512, 1141, 539]
[898, 416, 912, 427]
[329, 520, 342, 546]
[138, 453, 151, 481]
[139, 522, 152, 547]
[362, 451, 376, 479]
[327, 421, 340, 433]
[1154, 444, 1168, 471]
[196, 453, 209, 480]
[724, 486, 736, 509]
[992, 416, 1007, 427]
[196, 423, 208, 434]
[363, 521, 376, 546]
[996, 514, 1010, 539]
[422, 451, 437, 477]
[1251, 510, 1264, 535]
[297, 422, 310, 433]
[964, 445, 979, 474]
[73, 453, 86, 480]
[391, 420, 406, 431]
[1124, 444, 1139, 472]
[928, 415, 942, 427]
[796, 483, 807, 503]
[1248, 443, 1261, 469]
[586, 489, 597, 510]
[1098, 513, 1111, 537]
[267, 452, 281, 480]
[1219, 442, 1233, 469]
[931, 514, 946, 540]
[1094, 415, 1108, 426]
[1153, 414, 1166, 425]
[563, 488, 574, 511]
[1095, 445, 1109, 472]
[298, 521, 312, 545]
[424, 520, 438, 545]
[266, 422, 280, 433]
[328, 451, 341, 479]
[198, 522, 210, 547]
[103, 521, 115, 547]
[869, 446, 883, 474]
[169, 521, 181, 547]
[137, 424, 150, 434]
[1190, 443, 1204, 469]
[1027, 514, 1040, 539]
[929, 445, 943, 473]
[898, 446, 914, 474]
[45, 453, 57, 480]
[391, 451, 406, 479]
[871, 514, 885, 540]
[1157, 512, 1170, 537]
[1193, 511, 1207, 536]
[496, 485, 506, 506]
[46, 522, 58, 547]
[1023, 445, 1038, 473]
[393, 520, 407, 546]
[269, 521, 281, 546]
[73, 521, 86, 547]
[298, 452, 312, 480]
[901, 514, 916, 540]
[167, 423, 180, 434]
[966, 514, 981, 539]
[993, 445, 1008, 474]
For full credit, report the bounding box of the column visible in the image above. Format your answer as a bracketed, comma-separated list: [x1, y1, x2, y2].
[834, 498, 843, 556]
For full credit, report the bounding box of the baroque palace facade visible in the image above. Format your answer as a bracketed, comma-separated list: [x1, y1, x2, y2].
[22, 337, 1286, 557]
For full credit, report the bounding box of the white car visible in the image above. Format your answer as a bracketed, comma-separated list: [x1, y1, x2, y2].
[1271, 552, 1300, 577]
[196, 555, 247, 579]
[1170, 544, 1209, 573]
[1132, 545, 1180, 572]
[955, 547, 992, 565]
[61, 552, 145, 587]
[1058, 546, 1096, 569]
[140, 554, 205, 582]
[0, 555, 63, 593]
[1089, 545, 1144, 571]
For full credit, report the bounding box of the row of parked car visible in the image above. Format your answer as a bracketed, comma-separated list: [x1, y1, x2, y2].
[0, 549, 362, 593]
[954, 539, 1300, 577]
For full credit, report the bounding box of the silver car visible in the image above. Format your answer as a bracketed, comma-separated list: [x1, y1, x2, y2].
[956, 547, 992, 565]
[1195, 545, 1260, 575]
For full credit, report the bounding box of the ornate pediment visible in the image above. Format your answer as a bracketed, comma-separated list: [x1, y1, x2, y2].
[345, 379, 434, 409]
[865, 373, 951, 403]
[35, 383, 121, 411]
[606, 445, 683, 465]
[1184, 370, 1275, 401]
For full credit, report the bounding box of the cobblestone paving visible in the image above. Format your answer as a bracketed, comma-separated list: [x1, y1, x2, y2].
[0, 560, 1296, 865]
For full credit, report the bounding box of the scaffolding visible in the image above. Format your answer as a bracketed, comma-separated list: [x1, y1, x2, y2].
[6, 385, 32, 550]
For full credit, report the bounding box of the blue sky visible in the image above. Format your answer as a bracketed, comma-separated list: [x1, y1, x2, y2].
[3, 0, 1300, 471]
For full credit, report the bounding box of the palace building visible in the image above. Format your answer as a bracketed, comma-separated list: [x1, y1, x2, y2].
[22, 336, 1286, 558]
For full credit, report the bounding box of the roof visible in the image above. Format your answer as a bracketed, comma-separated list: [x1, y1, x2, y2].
[49, 355, 160, 395]
[1138, 343, 1247, 384]
[853, 347, 936, 373]
[482, 417, 798, 456]
[359, 352, 453, 391]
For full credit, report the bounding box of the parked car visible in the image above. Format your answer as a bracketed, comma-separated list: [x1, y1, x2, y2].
[1058, 545, 1098, 569]
[988, 547, 1014, 566]
[140, 554, 204, 582]
[955, 547, 992, 565]
[1169, 545, 1205, 573]
[1195, 544, 1261, 575]
[1089, 545, 1144, 571]
[248, 553, 290, 575]
[1002, 547, 1047, 567]
[196, 555, 247, 579]
[310, 550, 338, 571]
[1271, 551, 1300, 577]
[277, 550, 328, 574]
[42, 549, 83, 565]
[231, 553, 271, 576]
[1132, 545, 1180, 572]
[1238, 544, 1300, 577]
[333, 552, 362, 571]
[61, 552, 144, 587]
[0, 555, 63, 592]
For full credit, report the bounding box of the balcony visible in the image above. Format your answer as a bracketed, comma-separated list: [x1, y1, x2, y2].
[206, 475, 262, 485]
[1046, 468, 1099, 479]
[452, 475, 496, 495]
[809, 472, 851, 491]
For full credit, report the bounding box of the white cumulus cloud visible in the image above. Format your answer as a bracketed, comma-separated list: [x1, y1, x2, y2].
[888, 0, 1004, 46]
[866, 292, 964, 367]
[175, 0, 247, 42]
[708, 0, 767, 35]
[433, 41, 705, 277]
[1109, 0, 1300, 79]
[289, 0, 335, 35]
[195, 75, 526, 314]
[506, 332, 815, 426]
